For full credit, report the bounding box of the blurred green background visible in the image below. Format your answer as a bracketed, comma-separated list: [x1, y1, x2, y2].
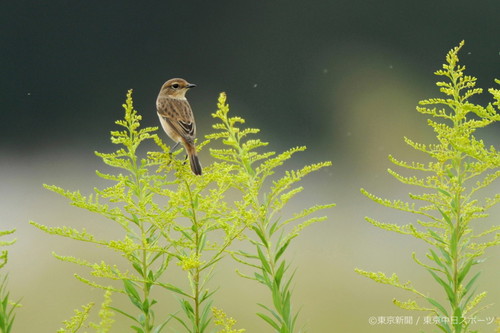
[1, 1, 499, 332]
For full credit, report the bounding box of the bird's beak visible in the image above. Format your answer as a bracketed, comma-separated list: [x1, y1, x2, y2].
[187, 83, 197, 89]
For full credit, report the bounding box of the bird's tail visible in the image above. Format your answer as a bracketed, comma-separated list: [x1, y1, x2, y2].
[184, 142, 202, 175]
[189, 153, 202, 175]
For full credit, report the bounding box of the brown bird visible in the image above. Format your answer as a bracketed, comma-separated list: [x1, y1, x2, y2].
[156, 78, 202, 175]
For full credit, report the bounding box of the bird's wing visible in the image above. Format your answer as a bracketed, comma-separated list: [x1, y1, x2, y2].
[157, 98, 196, 140]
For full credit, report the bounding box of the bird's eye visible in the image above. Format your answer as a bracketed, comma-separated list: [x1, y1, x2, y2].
[171, 83, 180, 89]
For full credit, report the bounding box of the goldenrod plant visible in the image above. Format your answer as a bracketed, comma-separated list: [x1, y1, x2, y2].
[209, 93, 335, 333]
[31, 91, 333, 332]
[0, 229, 18, 333]
[57, 290, 114, 333]
[356, 41, 500, 333]
[212, 307, 245, 333]
[0, 229, 15, 272]
[32, 90, 246, 333]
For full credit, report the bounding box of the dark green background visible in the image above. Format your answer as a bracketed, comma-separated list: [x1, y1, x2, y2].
[2, 1, 499, 149]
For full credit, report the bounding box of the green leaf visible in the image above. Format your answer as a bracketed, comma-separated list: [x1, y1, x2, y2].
[450, 196, 459, 213]
[132, 262, 144, 275]
[437, 188, 452, 197]
[199, 300, 213, 333]
[179, 299, 194, 320]
[436, 322, 451, 333]
[131, 214, 140, 226]
[170, 314, 190, 332]
[463, 271, 481, 295]
[437, 207, 453, 228]
[123, 279, 143, 310]
[252, 226, 269, 247]
[256, 246, 271, 274]
[428, 270, 455, 304]
[274, 260, 287, 287]
[158, 283, 190, 297]
[131, 325, 144, 333]
[457, 258, 475, 285]
[426, 297, 449, 317]
[257, 312, 281, 331]
[453, 306, 463, 331]
[142, 298, 150, 314]
[437, 247, 451, 265]
[272, 283, 284, 314]
[152, 316, 172, 333]
[110, 306, 139, 323]
[428, 249, 446, 269]
[255, 272, 271, 286]
[428, 229, 445, 244]
[275, 240, 291, 262]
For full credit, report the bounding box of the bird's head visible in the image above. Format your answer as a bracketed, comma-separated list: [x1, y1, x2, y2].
[159, 78, 196, 99]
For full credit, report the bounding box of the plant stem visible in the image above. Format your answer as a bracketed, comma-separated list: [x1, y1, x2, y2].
[451, 157, 463, 332]
[130, 134, 153, 333]
[141, 228, 152, 333]
[186, 181, 202, 333]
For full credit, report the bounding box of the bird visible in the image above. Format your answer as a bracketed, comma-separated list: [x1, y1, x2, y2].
[156, 78, 202, 175]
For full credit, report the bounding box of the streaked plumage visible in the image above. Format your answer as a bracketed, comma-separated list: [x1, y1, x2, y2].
[156, 78, 202, 175]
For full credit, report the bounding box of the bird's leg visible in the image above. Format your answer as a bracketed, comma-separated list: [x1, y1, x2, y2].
[169, 142, 188, 164]
[165, 142, 181, 166]
[170, 142, 180, 153]
[168, 142, 188, 166]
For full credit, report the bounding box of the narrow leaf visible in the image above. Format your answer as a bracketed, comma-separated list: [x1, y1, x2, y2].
[426, 297, 449, 317]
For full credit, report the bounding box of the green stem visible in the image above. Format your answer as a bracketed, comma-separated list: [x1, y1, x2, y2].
[451, 158, 463, 333]
[186, 181, 202, 333]
[141, 229, 152, 333]
[449, 82, 466, 332]
[130, 137, 153, 333]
